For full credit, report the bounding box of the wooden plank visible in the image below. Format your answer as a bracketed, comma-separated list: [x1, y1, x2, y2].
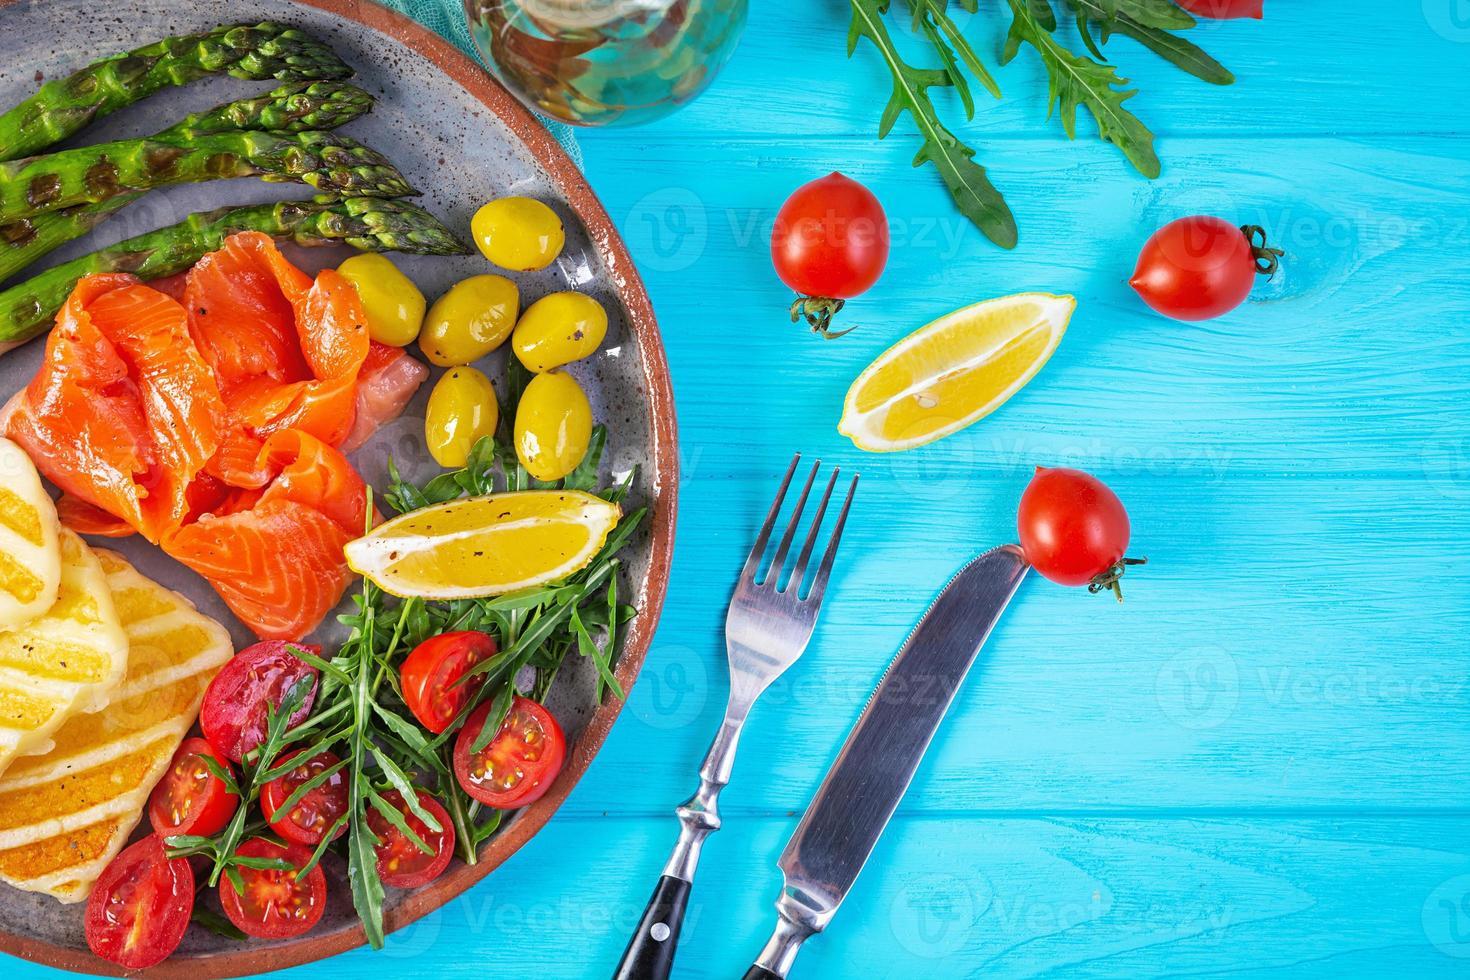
[576, 134, 1470, 477]
[661, 4, 1470, 140]
[299, 814, 1470, 978]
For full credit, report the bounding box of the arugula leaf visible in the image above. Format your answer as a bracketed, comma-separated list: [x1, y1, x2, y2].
[848, 0, 1018, 249]
[1101, 13, 1234, 85]
[1002, 0, 1160, 178]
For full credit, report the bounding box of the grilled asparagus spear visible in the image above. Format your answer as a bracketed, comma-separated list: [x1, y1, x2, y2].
[0, 129, 414, 223]
[0, 22, 351, 161]
[0, 82, 376, 282]
[0, 197, 466, 346]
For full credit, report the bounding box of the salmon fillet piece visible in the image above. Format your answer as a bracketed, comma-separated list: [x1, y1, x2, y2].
[164, 429, 370, 640]
[6, 275, 224, 543]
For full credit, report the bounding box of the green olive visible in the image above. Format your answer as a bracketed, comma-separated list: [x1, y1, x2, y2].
[471, 197, 565, 272]
[514, 370, 592, 482]
[419, 274, 519, 367]
[512, 291, 608, 373]
[425, 367, 500, 468]
[337, 253, 425, 347]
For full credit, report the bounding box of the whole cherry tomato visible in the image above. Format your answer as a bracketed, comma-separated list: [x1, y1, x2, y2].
[84, 834, 193, 970]
[453, 696, 566, 809]
[1130, 216, 1283, 321]
[1017, 466, 1146, 600]
[148, 736, 238, 838]
[200, 641, 319, 762]
[771, 171, 889, 338]
[1175, 0, 1263, 18]
[401, 630, 497, 734]
[218, 837, 327, 940]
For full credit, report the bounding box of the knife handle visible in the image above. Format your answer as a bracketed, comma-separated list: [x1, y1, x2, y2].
[611, 874, 691, 980]
[741, 968, 782, 980]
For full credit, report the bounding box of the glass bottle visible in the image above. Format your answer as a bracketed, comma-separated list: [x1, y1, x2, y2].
[464, 0, 748, 127]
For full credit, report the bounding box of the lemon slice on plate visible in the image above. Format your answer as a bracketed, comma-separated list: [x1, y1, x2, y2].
[345, 490, 622, 599]
[838, 292, 1075, 452]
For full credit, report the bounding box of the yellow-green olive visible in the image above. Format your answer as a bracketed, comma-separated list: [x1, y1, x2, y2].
[425, 367, 500, 468]
[471, 197, 565, 272]
[512, 291, 608, 373]
[419, 274, 519, 367]
[514, 370, 592, 482]
[337, 253, 426, 347]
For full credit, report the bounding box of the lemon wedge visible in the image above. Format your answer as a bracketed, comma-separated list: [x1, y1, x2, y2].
[838, 292, 1075, 452]
[344, 491, 621, 599]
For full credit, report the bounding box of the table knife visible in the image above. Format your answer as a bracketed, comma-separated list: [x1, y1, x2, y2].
[739, 544, 1028, 979]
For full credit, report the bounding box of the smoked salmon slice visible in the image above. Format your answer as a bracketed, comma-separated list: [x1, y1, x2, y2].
[341, 342, 429, 453]
[186, 232, 369, 452]
[163, 429, 370, 640]
[9, 234, 425, 641]
[6, 274, 223, 544]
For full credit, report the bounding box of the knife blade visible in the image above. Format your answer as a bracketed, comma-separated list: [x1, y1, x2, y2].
[741, 544, 1028, 980]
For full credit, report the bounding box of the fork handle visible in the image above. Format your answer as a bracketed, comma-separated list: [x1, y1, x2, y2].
[612, 874, 691, 980]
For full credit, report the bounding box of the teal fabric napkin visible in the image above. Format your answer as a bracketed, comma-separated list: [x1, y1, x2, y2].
[373, 0, 586, 168]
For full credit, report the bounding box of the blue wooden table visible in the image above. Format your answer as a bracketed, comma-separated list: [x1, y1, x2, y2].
[18, 2, 1470, 977]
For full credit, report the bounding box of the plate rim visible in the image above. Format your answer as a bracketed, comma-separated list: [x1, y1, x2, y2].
[0, 0, 678, 975]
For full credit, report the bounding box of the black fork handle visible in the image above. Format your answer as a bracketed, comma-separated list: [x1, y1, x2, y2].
[611, 874, 692, 980]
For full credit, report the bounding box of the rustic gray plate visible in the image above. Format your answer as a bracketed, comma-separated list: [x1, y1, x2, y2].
[0, 1, 677, 975]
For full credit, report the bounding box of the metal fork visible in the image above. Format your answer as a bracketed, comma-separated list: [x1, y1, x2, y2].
[612, 454, 857, 980]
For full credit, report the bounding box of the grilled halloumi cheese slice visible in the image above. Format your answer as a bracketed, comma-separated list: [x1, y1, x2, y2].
[0, 437, 59, 632]
[0, 530, 127, 776]
[0, 549, 232, 902]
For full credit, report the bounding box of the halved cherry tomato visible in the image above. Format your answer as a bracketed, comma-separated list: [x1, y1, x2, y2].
[400, 630, 497, 733]
[453, 696, 566, 809]
[260, 748, 350, 846]
[148, 736, 238, 838]
[218, 837, 326, 940]
[367, 789, 455, 889]
[84, 834, 193, 970]
[201, 640, 319, 762]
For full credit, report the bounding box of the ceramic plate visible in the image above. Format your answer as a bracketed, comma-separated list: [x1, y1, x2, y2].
[0, 0, 676, 975]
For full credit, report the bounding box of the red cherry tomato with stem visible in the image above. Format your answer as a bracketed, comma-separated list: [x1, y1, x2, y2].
[218, 837, 326, 940]
[148, 736, 239, 838]
[771, 171, 889, 338]
[200, 640, 319, 762]
[84, 834, 193, 970]
[1018, 466, 1146, 600]
[1130, 216, 1283, 321]
[367, 789, 456, 888]
[1174, 0, 1262, 19]
[400, 630, 497, 734]
[453, 696, 566, 809]
[260, 748, 350, 846]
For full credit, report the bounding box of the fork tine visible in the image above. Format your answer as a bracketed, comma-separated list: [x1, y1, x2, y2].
[785, 467, 839, 594]
[739, 454, 801, 582]
[765, 460, 820, 585]
[806, 474, 858, 605]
